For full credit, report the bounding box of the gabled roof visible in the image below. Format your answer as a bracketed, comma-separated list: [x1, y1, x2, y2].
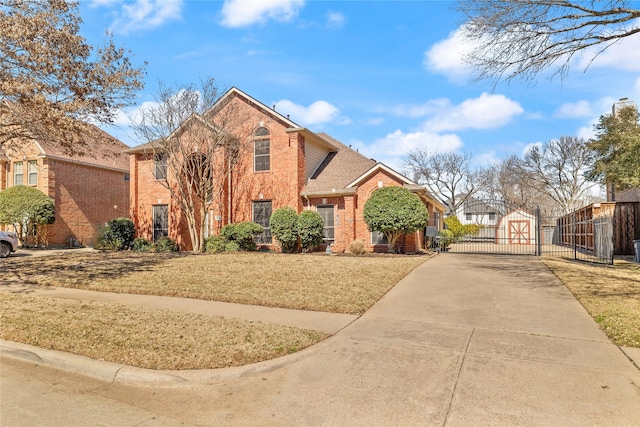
[34, 125, 130, 172]
[301, 133, 376, 196]
[346, 162, 418, 188]
[209, 87, 300, 129]
[125, 87, 339, 155]
[1, 100, 129, 171]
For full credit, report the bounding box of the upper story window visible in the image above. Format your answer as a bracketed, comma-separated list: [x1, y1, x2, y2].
[27, 160, 38, 185]
[14, 162, 23, 186]
[154, 153, 168, 180]
[465, 213, 472, 221]
[254, 127, 270, 172]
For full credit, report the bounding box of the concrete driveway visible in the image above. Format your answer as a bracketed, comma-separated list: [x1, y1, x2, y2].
[2, 254, 639, 426]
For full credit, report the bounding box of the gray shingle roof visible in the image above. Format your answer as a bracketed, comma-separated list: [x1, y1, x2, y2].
[303, 133, 377, 195]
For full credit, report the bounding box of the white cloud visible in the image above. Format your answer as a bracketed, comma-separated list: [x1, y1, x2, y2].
[274, 99, 339, 125]
[473, 151, 500, 167]
[220, 0, 305, 28]
[360, 129, 464, 170]
[390, 98, 449, 118]
[326, 12, 346, 28]
[92, 0, 183, 34]
[365, 117, 385, 126]
[576, 20, 640, 72]
[422, 93, 523, 132]
[554, 100, 594, 119]
[576, 125, 596, 140]
[423, 27, 474, 82]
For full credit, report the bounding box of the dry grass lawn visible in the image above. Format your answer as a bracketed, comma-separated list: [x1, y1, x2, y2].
[1, 250, 427, 369]
[1, 251, 427, 314]
[543, 257, 640, 348]
[0, 293, 327, 370]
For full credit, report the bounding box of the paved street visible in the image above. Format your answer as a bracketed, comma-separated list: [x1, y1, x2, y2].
[2, 254, 639, 426]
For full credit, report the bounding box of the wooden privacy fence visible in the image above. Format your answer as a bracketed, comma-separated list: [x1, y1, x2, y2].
[557, 202, 640, 256]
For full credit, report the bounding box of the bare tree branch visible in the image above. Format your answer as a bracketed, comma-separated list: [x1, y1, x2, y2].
[133, 78, 250, 253]
[518, 136, 597, 214]
[458, 0, 640, 83]
[404, 150, 486, 215]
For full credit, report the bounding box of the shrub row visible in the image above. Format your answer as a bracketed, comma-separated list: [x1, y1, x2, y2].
[99, 218, 178, 252]
[269, 208, 324, 253]
[204, 221, 263, 253]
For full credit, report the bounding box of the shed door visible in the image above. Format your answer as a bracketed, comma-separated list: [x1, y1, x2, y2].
[509, 220, 531, 244]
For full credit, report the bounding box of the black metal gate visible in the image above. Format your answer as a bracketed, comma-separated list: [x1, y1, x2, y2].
[435, 198, 614, 264]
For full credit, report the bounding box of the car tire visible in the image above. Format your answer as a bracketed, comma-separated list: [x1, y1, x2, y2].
[0, 242, 10, 258]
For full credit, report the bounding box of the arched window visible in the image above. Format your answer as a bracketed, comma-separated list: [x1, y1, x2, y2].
[254, 127, 270, 172]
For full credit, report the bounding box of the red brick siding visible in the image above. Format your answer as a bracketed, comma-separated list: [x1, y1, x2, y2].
[130, 96, 306, 251]
[44, 159, 129, 247]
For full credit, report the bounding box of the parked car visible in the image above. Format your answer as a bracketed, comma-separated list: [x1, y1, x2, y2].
[0, 231, 19, 258]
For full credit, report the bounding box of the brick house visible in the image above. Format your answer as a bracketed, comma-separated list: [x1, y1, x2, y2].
[0, 126, 130, 247]
[127, 87, 444, 252]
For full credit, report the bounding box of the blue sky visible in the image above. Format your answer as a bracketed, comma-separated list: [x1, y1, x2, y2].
[79, 0, 640, 172]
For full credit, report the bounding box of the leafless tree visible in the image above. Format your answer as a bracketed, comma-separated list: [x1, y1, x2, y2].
[458, 1, 640, 83]
[133, 78, 247, 253]
[484, 155, 566, 217]
[405, 150, 486, 215]
[518, 136, 597, 214]
[0, 0, 144, 154]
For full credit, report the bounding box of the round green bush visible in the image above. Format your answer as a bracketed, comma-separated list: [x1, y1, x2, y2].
[221, 222, 263, 251]
[269, 207, 299, 253]
[154, 236, 178, 252]
[100, 218, 135, 250]
[132, 237, 152, 252]
[205, 235, 227, 253]
[224, 241, 240, 252]
[297, 210, 324, 252]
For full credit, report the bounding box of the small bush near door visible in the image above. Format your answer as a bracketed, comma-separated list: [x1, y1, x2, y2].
[348, 240, 366, 255]
[98, 218, 135, 250]
[297, 210, 324, 252]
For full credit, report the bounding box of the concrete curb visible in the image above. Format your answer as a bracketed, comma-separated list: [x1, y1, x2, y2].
[1, 334, 339, 387]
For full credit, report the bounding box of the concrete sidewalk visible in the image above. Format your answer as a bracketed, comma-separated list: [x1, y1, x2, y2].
[0, 284, 357, 334]
[2, 254, 640, 426]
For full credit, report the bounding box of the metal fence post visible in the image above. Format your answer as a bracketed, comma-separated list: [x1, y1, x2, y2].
[535, 206, 542, 256]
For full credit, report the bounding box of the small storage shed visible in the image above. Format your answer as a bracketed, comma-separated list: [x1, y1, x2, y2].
[495, 210, 536, 245]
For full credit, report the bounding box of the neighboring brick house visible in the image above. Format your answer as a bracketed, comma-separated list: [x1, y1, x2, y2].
[127, 87, 445, 253]
[0, 126, 130, 247]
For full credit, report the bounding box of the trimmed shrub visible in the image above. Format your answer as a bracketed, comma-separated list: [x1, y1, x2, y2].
[100, 218, 135, 250]
[0, 185, 55, 247]
[154, 236, 178, 252]
[297, 210, 324, 252]
[205, 235, 227, 253]
[464, 223, 482, 237]
[269, 207, 299, 253]
[363, 186, 429, 253]
[132, 237, 152, 253]
[224, 241, 240, 253]
[221, 222, 263, 251]
[348, 240, 366, 255]
[443, 215, 465, 237]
